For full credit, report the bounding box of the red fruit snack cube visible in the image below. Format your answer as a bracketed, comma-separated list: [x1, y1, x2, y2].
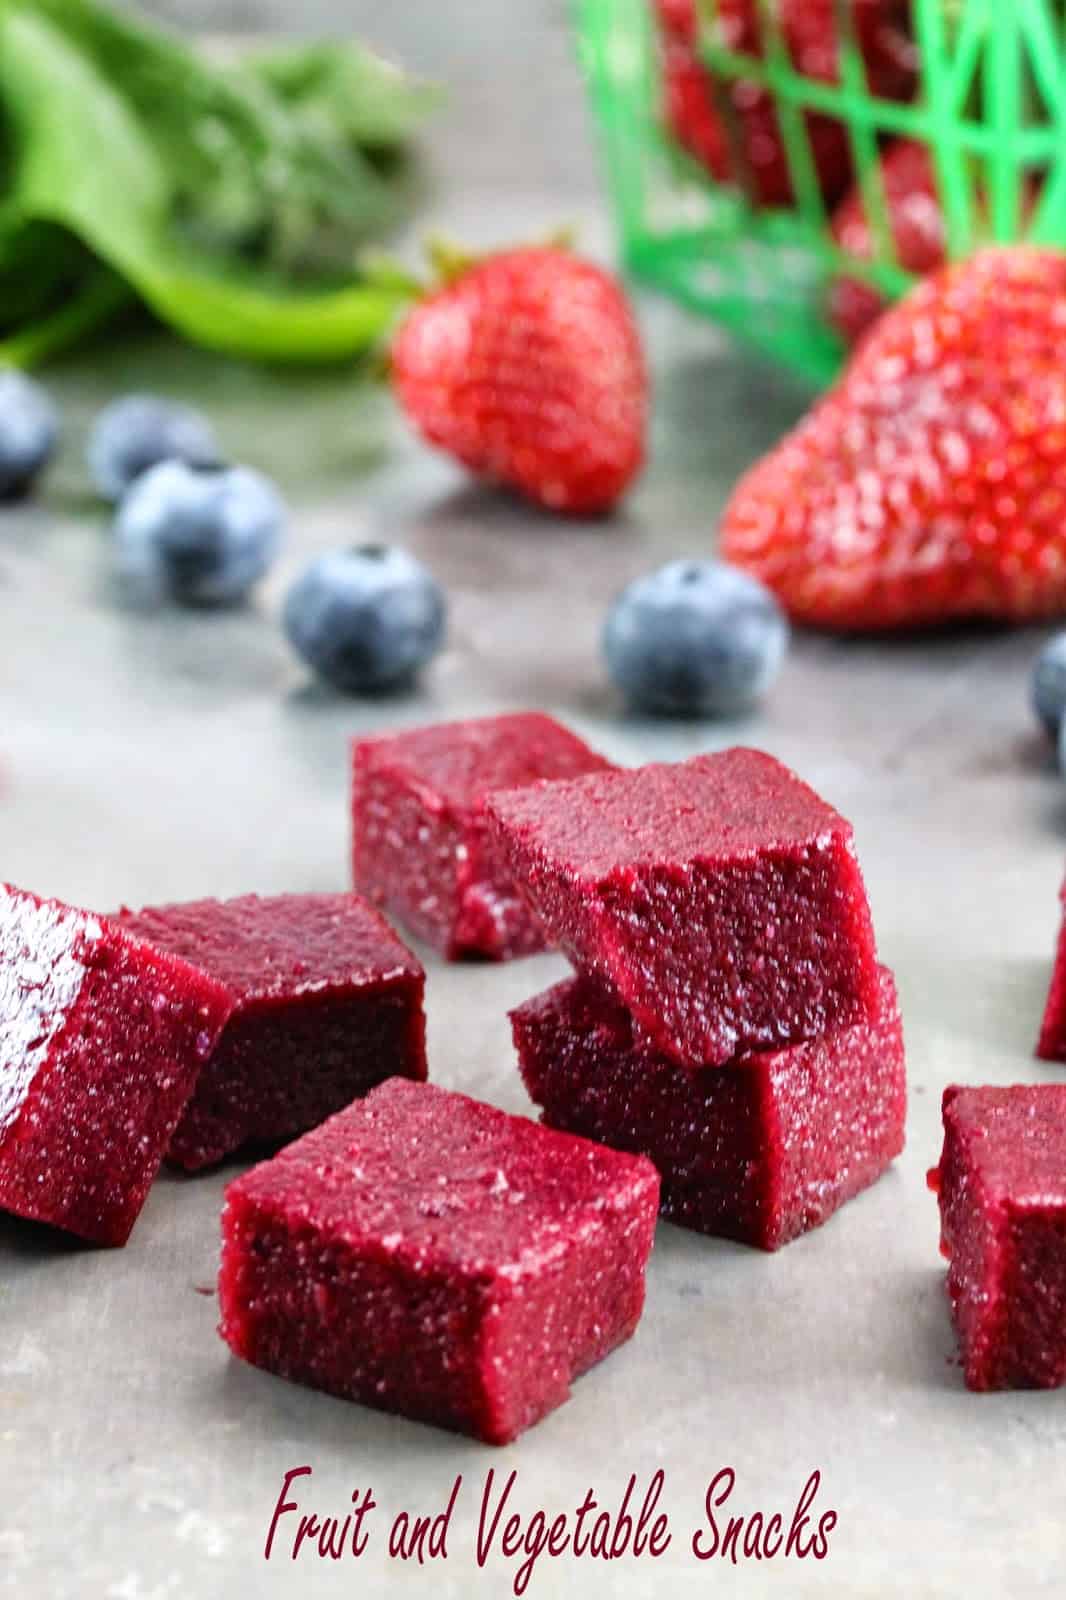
[1035, 879, 1066, 1062]
[115, 893, 426, 1171]
[351, 712, 612, 960]
[488, 747, 881, 1067]
[0, 882, 232, 1245]
[513, 966, 905, 1251]
[219, 1078, 659, 1443]
[929, 1083, 1066, 1391]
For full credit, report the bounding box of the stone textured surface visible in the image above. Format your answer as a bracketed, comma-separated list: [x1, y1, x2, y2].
[3, 2, 1066, 1596]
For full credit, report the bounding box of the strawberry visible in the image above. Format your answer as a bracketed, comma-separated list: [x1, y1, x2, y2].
[720, 248, 1066, 630]
[653, 0, 916, 210]
[391, 248, 646, 516]
[828, 141, 948, 346]
[661, 37, 731, 184]
[655, 0, 698, 36]
[828, 143, 1046, 347]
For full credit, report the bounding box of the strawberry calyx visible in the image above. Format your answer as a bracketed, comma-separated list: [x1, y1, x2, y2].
[426, 227, 576, 287]
[364, 228, 577, 308]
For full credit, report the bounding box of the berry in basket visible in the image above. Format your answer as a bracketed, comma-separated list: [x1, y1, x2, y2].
[653, 0, 917, 210]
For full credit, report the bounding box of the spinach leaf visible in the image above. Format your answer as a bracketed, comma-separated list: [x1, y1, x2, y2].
[0, 0, 432, 364]
[253, 40, 441, 152]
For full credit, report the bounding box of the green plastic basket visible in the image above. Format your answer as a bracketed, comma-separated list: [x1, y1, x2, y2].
[576, 0, 1066, 385]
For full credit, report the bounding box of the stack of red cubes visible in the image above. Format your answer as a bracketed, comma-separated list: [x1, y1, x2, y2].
[492, 746, 907, 1250]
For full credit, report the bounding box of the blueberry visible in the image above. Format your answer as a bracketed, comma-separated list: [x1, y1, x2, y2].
[603, 558, 788, 716]
[88, 394, 219, 501]
[0, 370, 58, 499]
[1032, 632, 1066, 739]
[114, 461, 284, 607]
[283, 544, 446, 693]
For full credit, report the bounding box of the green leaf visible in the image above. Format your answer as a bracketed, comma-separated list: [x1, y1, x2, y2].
[0, 221, 92, 330]
[0, 270, 130, 367]
[22, 0, 407, 273]
[0, 5, 412, 362]
[253, 41, 442, 151]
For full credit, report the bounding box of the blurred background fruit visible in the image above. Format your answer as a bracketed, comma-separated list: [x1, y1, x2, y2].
[0, 370, 58, 498]
[114, 460, 285, 607]
[720, 249, 1066, 630]
[283, 544, 446, 693]
[653, 0, 916, 211]
[392, 247, 646, 515]
[827, 139, 947, 346]
[603, 557, 788, 715]
[89, 395, 220, 501]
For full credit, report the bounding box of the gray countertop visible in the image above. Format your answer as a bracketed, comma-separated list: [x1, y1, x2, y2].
[4, 5, 1066, 1597]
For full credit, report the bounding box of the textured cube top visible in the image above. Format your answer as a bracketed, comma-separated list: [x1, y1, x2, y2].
[939, 1084, 1066, 1208]
[228, 1076, 659, 1281]
[487, 747, 851, 879]
[354, 712, 612, 813]
[114, 893, 421, 1004]
[487, 747, 879, 1066]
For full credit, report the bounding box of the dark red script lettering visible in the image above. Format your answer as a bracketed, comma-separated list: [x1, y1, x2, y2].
[692, 1468, 836, 1564]
[477, 1468, 672, 1595]
[264, 1466, 376, 1561]
[388, 1475, 462, 1563]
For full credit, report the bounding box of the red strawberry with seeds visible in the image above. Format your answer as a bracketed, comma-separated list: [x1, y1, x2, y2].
[828, 143, 1044, 347]
[720, 248, 1066, 630]
[661, 38, 731, 184]
[392, 247, 646, 516]
[655, 0, 698, 38]
[653, 0, 916, 209]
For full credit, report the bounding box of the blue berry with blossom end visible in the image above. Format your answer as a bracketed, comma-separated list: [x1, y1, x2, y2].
[1032, 632, 1066, 740]
[284, 545, 446, 693]
[604, 558, 788, 716]
[115, 461, 284, 606]
[89, 394, 219, 501]
[0, 370, 58, 499]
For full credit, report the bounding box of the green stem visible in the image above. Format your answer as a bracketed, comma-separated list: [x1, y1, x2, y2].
[0, 269, 130, 367]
